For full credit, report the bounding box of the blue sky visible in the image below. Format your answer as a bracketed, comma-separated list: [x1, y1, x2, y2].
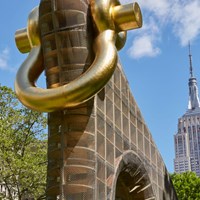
[1, 0, 200, 173]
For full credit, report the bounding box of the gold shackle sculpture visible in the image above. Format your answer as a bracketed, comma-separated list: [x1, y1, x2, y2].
[15, 0, 142, 112]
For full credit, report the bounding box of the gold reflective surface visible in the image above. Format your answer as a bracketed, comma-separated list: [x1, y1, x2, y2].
[112, 3, 142, 31]
[15, 28, 31, 53]
[15, 0, 142, 112]
[15, 30, 117, 112]
[27, 6, 40, 48]
[15, 7, 40, 53]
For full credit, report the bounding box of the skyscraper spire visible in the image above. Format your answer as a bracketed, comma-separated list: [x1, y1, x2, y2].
[174, 44, 200, 177]
[187, 44, 200, 110]
[188, 42, 194, 78]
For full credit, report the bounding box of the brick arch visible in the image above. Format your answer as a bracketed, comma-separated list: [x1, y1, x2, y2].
[111, 150, 155, 200]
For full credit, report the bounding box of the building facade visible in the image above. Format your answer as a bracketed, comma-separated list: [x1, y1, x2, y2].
[174, 48, 200, 176]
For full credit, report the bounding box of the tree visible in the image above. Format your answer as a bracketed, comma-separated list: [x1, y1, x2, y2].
[0, 85, 47, 200]
[170, 171, 200, 200]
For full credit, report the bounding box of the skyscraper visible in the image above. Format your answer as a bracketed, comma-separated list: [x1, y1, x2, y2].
[174, 45, 200, 176]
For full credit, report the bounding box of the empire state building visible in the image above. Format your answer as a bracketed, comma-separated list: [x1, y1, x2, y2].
[174, 46, 200, 176]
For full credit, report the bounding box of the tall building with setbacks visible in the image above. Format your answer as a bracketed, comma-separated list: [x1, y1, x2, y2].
[174, 46, 200, 176]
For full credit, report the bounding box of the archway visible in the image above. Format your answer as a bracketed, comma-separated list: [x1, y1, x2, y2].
[112, 151, 155, 200]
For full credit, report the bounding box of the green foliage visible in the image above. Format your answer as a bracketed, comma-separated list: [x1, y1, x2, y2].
[0, 85, 47, 200]
[170, 171, 200, 200]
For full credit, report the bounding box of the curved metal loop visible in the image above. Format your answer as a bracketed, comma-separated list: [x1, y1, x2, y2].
[15, 30, 118, 112]
[15, 0, 142, 112]
[90, 0, 120, 32]
[91, 0, 142, 50]
[91, 0, 126, 50]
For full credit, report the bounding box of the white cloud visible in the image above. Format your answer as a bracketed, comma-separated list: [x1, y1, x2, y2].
[120, 0, 166, 58]
[0, 48, 16, 72]
[172, 0, 200, 45]
[140, 17, 160, 35]
[120, 0, 200, 58]
[138, 0, 170, 18]
[0, 48, 9, 70]
[128, 18, 161, 59]
[120, 0, 170, 17]
[128, 35, 160, 59]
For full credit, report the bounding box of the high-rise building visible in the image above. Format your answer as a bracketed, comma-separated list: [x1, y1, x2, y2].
[174, 45, 200, 176]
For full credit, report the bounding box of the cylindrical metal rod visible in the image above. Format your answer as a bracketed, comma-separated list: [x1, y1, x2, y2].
[112, 2, 142, 31]
[15, 6, 40, 53]
[15, 28, 31, 53]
